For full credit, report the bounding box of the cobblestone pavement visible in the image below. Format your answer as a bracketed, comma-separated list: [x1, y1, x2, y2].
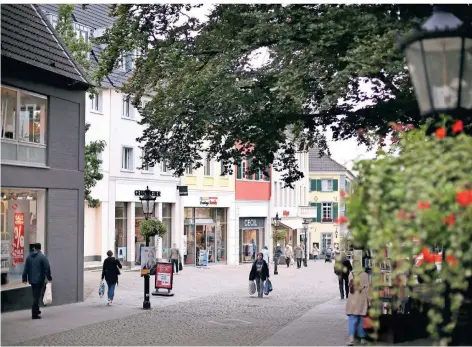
[4, 260, 343, 346]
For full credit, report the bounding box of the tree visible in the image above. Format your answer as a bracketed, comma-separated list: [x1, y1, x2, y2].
[94, 4, 472, 186]
[56, 4, 106, 207]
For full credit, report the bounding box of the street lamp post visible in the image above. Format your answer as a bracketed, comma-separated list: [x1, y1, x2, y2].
[399, 6, 472, 344]
[399, 6, 472, 119]
[273, 213, 281, 275]
[138, 186, 156, 310]
[302, 219, 310, 267]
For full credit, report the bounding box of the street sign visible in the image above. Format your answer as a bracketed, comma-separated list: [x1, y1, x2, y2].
[177, 186, 188, 196]
[134, 190, 160, 197]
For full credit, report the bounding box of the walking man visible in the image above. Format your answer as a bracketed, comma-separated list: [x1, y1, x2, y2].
[294, 244, 304, 269]
[169, 243, 182, 274]
[335, 252, 353, 299]
[22, 243, 52, 319]
[273, 243, 283, 275]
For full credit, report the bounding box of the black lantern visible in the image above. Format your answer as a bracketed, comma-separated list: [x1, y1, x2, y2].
[273, 212, 281, 227]
[400, 6, 472, 116]
[139, 186, 156, 220]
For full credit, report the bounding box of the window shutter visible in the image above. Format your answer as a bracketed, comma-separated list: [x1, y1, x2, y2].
[310, 179, 317, 191]
[333, 202, 339, 221]
[316, 203, 322, 223]
[248, 159, 253, 180]
[316, 179, 322, 191]
[237, 163, 242, 179]
[333, 179, 339, 191]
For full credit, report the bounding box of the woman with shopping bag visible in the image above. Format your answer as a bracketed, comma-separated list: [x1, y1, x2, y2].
[249, 252, 269, 298]
[101, 250, 123, 306]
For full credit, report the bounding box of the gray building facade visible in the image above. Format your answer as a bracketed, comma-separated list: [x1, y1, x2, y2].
[1, 4, 89, 312]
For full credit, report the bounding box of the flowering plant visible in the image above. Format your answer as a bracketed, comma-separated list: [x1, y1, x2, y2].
[347, 117, 472, 345]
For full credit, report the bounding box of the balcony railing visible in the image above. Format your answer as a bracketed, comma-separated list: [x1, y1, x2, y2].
[298, 206, 317, 219]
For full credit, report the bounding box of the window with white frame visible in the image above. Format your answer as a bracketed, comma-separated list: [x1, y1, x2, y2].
[203, 158, 212, 176]
[121, 147, 133, 171]
[241, 160, 246, 179]
[322, 202, 333, 221]
[220, 161, 226, 176]
[160, 160, 168, 173]
[141, 151, 152, 172]
[117, 53, 134, 72]
[90, 91, 102, 112]
[185, 165, 193, 175]
[122, 96, 132, 119]
[1, 86, 48, 165]
[97, 151, 103, 169]
[74, 22, 91, 42]
[321, 179, 333, 192]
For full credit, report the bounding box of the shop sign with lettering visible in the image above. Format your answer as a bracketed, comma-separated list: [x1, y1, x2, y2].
[200, 197, 218, 206]
[239, 217, 265, 229]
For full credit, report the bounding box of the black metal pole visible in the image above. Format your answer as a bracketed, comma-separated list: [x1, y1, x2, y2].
[143, 225, 151, 310]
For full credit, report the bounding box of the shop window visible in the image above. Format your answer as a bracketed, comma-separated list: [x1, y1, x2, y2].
[134, 205, 145, 264]
[1, 188, 46, 290]
[115, 202, 128, 262]
[322, 202, 333, 222]
[1, 86, 48, 165]
[161, 203, 172, 258]
[184, 207, 194, 224]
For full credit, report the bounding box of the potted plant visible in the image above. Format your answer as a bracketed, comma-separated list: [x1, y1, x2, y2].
[139, 218, 167, 242]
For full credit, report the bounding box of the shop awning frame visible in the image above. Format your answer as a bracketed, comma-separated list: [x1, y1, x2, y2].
[280, 218, 305, 230]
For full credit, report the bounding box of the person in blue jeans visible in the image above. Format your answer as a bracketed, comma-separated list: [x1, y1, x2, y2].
[101, 250, 122, 306]
[345, 262, 369, 345]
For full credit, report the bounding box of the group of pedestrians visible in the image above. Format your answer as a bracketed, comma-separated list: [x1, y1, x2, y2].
[334, 252, 370, 346]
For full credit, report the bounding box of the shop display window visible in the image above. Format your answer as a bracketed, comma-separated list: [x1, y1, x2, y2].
[161, 203, 172, 259]
[1, 188, 46, 289]
[115, 202, 127, 262]
[239, 229, 263, 263]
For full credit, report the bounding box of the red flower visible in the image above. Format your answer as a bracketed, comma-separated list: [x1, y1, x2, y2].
[442, 214, 456, 227]
[417, 201, 431, 210]
[396, 210, 408, 219]
[340, 190, 348, 198]
[435, 127, 447, 139]
[456, 190, 472, 207]
[422, 247, 435, 263]
[446, 255, 458, 267]
[334, 216, 348, 225]
[452, 120, 464, 134]
[405, 124, 415, 130]
[392, 123, 404, 132]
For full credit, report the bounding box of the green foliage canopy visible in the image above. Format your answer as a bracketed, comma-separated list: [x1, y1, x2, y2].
[94, 4, 472, 186]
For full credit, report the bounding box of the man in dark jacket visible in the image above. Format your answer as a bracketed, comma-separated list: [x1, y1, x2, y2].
[22, 243, 52, 319]
[273, 243, 283, 275]
[334, 253, 353, 299]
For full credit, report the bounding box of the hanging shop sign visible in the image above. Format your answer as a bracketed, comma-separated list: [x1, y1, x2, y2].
[199, 197, 218, 206]
[12, 212, 25, 266]
[282, 210, 290, 217]
[155, 262, 173, 290]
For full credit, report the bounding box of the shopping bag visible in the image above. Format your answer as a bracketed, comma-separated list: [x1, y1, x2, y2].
[263, 280, 270, 296]
[98, 282, 105, 298]
[363, 315, 374, 330]
[43, 282, 52, 305]
[267, 279, 273, 292]
[179, 262, 183, 271]
[249, 281, 256, 295]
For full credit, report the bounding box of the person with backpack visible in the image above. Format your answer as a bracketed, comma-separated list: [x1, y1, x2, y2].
[101, 250, 123, 306]
[345, 261, 370, 346]
[334, 252, 353, 299]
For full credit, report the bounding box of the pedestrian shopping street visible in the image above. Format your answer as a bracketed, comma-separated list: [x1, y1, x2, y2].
[3, 261, 341, 346]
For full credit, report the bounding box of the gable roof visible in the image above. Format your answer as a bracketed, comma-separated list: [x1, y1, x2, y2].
[308, 147, 348, 173]
[1, 4, 89, 86]
[37, 4, 132, 89]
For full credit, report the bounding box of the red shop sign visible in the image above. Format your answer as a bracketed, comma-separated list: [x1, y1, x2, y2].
[155, 262, 173, 290]
[12, 212, 25, 266]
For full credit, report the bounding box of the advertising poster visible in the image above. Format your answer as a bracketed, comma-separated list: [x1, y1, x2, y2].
[12, 212, 25, 266]
[140, 247, 156, 275]
[155, 262, 173, 290]
[117, 247, 126, 260]
[198, 250, 208, 267]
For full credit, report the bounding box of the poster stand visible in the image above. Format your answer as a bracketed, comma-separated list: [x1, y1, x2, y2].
[196, 250, 209, 269]
[152, 262, 175, 297]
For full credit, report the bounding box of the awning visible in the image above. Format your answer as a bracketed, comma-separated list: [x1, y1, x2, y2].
[280, 218, 305, 230]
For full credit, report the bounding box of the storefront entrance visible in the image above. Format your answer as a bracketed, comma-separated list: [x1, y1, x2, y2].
[184, 207, 227, 265]
[239, 217, 265, 263]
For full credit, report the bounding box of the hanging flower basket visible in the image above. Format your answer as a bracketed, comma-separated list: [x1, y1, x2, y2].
[139, 218, 167, 239]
